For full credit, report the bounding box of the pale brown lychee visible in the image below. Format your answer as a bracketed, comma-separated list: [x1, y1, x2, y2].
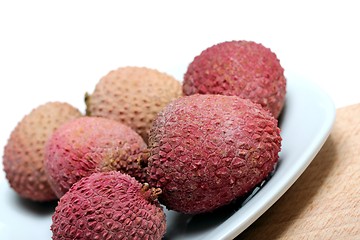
[51, 171, 166, 240]
[147, 94, 282, 214]
[85, 66, 182, 143]
[183, 40, 286, 118]
[44, 116, 148, 198]
[2, 102, 82, 201]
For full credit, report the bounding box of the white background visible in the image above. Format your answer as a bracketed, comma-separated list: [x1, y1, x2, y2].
[1, 0, 359, 179]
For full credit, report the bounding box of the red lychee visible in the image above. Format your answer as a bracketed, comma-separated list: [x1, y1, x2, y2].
[147, 94, 282, 214]
[51, 171, 166, 240]
[183, 40, 286, 118]
[44, 116, 147, 198]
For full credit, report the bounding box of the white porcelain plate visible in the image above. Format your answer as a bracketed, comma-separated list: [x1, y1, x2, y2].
[0, 72, 336, 240]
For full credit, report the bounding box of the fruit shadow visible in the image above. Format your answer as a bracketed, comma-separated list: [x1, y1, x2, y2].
[277, 101, 287, 127]
[11, 192, 57, 216]
[164, 169, 276, 239]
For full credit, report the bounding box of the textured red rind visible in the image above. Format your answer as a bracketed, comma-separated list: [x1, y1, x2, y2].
[147, 94, 282, 214]
[51, 171, 166, 240]
[2, 102, 82, 201]
[183, 40, 286, 118]
[44, 116, 147, 198]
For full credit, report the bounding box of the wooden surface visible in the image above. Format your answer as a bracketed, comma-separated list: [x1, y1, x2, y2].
[237, 104, 360, 239]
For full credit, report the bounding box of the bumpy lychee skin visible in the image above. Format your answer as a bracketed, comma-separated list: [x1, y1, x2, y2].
[2, 102, 82, 201]
[147, 94, 282, 214]
[44, 116, 147, 198]
[51, 171, 166, 240]
[85, 66, 182, 143]
[183, 40, 286, 118]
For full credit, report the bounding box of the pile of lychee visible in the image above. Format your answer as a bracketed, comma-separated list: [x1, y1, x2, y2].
[2, 40, 285, 239]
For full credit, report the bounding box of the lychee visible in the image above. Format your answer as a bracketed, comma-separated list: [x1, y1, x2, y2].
[2, 102, 82, 201]
[183, 40, 286, 118]
[85, 66, 182, 143]
[44, 116, 148, 198]
[51, 171, 166, 240]
[147, 94, 282, 214]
